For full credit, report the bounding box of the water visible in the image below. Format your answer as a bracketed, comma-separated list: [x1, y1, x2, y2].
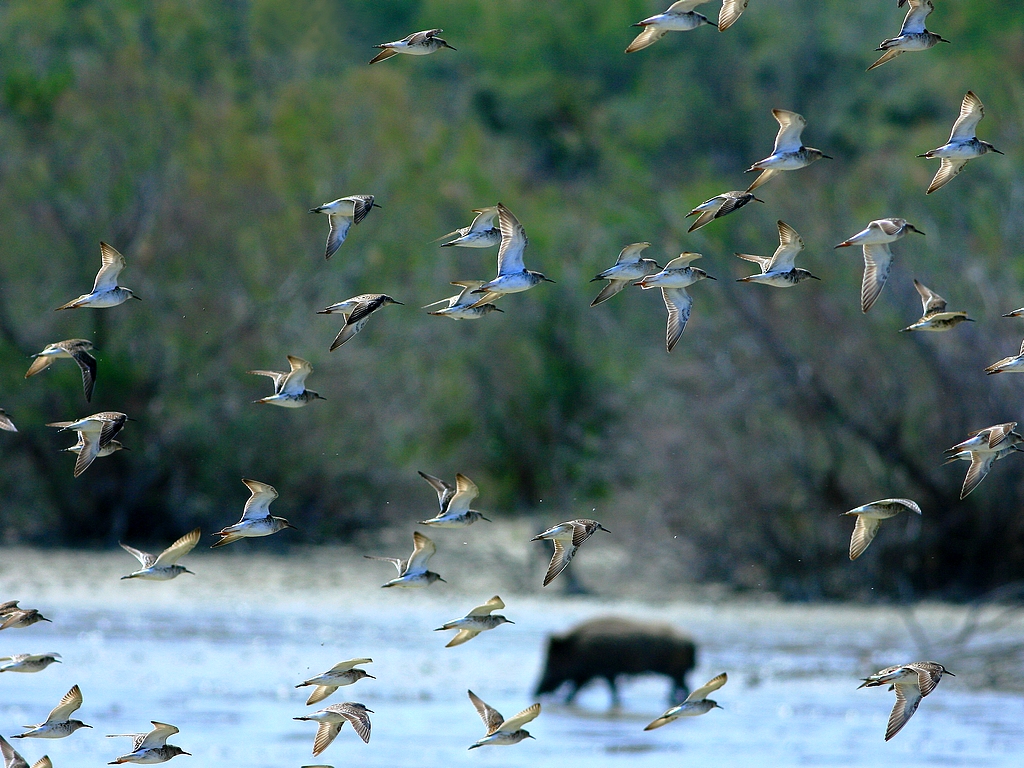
[1, 548, 1022, 767]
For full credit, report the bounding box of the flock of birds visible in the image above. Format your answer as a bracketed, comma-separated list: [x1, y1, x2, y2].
[0, 0, 1013, 762]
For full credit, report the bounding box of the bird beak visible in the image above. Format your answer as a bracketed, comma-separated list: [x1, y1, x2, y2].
[372, 203, 383, 209]
[910, 226, 926, 235]
[492, 308, 504, 313]
[753, 197, 765, 203]
[821, 154, 834, 160]
[286, 523, 298, 530]
[599, 525, 611, 533]
[507, 620, 516, 624]
[83, 724, 93, 729]
[365, 674, 377, 679]
[991, 147, 1005, 155]
[392, 301, 405, 306]
[705, 275, 718, 281]
[183, 568, 196, 575]
[480, 515, 492, 521]
[939, 37, 951, 43]
[132, 295, 143, 300]
[809, 274, 821, 280]
[437, 577, 448, 583]
[945, 670, 956, 676]
[42, 617, 52, 623]
[543, 277, 556, 283]
[834, 242, 851, 249]
[181, 752, 191, 757]
[366, 709, 375, 714]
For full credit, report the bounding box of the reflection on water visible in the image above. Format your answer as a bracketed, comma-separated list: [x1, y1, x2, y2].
[1, 548, 1022, 767]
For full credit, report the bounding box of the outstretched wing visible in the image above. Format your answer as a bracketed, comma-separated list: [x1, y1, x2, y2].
[468, 690, 505, 735]
[860, 243, 893, 312]
[900, 0, 933, 35]
[280, 356, 313, 395]
[418, 471, 456, 511]
[913, 280, 947, 315]
[467, 596, 505, 617]
[772, 109, 806, 154]
[139, 722, 179, 749]
[926, 158, 968, 195]
[767, 220, 804, 272]
[685, 672, 728, 703]
[240, 478, 278, 521]
[662, 287, 693, 353]
[468, 207, 499, 233]
[961, 452, 996, 498]
[885, 683, 922, 741]
[93, 242, 127, 292]
[498, 703, 541, 732]
[949, 91, 984, 142]
[495, 203, 528, 276]
[406, 531, 436, 573]
[718, 0, 749, 31]
[154, 528, 201, 566]
[45, 685, 83, 723]
[849, 515, 882, 560]
[119, 543, 156, 568]
[446, 473, 479, 515]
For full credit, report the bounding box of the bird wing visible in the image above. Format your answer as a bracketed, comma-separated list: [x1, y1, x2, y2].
[409, 29, 442, 44]
[418, 471, 456, 511]
[926, 158, 968, 195]
[913, 280, 946, 314]
[772, 109, 806, 154]
[570, 520, 599, 547]
[92, 242, 127, 292]
[986, 422, 1016, 449]
[363, 556, 405, 573]
[495, 204, 527, 275]
[446, 473, 479, 515]
[70, 349, 98, 403]
[240, 478, 278, 521]
[95, 413, 127, 449]
[914, 665, 942, 697]
[338, 705, 371, 743]
[344, 295, 388, 326]
[154, 528, 201, 566]
[498, 703, 541, 732]
[73, 431, 102, 477]
[685, 672, 728, 703]
[542, 540, 575, 586]
[735, 253, 771, 273]
[31, 759, 51, 768]
[312, 721, 344, 756]
[860, 243, 893, 313]
[0, 411, 16, 432]
[665, 252, 702, 268]
[330, 658, 373, 673]
[329, 317, 368, 351]
[45, 685, 83, 723]
[1, 734, 29, 768]
[615, 242, 651, 264]
[885, 683, 922, 741]
[961, 452, 996, 498]
[368, 48, 399, 65]
[446, 630, 480, 647]
[467, 596, 505, 617]
[626, 25, 667, 53]
[668, 0, 710, 11]
[468, 207, 499, 233]
[325, 214, 353, 260]
[767, 221, 804, 272]
[718, 0, 749, 31]
[900, 0, 933, 35]
[590, 280, 629, 306]
[662, 287, 693, 353]
[247, 369, 287, 394]
[119, 543, 156, 568]
[139, 722, 178, 749]
[280, 356, 313, 395]
[745, 168, 778, 193]
[24, 355, 56, 378]
[468, 690, 505, 735]
[406, 531, 436, 573]
[348, 195, 376, 225]
[849, 515, 882, 560]
[949, 91, 984, 142]
[687, 208, 719, 232]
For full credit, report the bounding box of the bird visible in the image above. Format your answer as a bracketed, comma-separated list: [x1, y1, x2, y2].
[119, 529, 201, 580]
[295, 659, 374, 706]
[211, 478, 296, 548]
[422, 281, 503, 320]
[54, 242, 140, 310]
[985, 340, 1024, 374]
[625, 2, 715, 54]
[859, 662, 953, 741]
[46, 411, 128, 478]
[61, 435, 126, 462]
[944, 444, 1023, 499]
[308, 195, 379, 260]
[834, 218, 924, 312]
[365, 531, 445, 588]
[248, 355, 325, 407]
[435, 207, 501, 248]
[717, 0, 749, 31]
[466, 691, 540, 749]
[293, 703, 372, 755]
[735, 220, 819, 287]
[13, 684, 91, 739]
[0, 602, 51, 631]
[0, 653, 61, 674]
[418, 472, 491, 527]
[24, 340, 98, 402]
[900, 280, 972, 332]
[685, 190, 763, 232]
[531, 519, 610, 587]
[634, 253, 715, 353]
[945, 422, 1023, 456]
[106, 722, 189, 764]
[0, 408, 16, 432]
[1, 735, 52, 768]
[317, 294, 402, 351]
[435, 596, 513, 647]
[589, 243, 661, 307]
[841, 499, 922, 561]
[369, 29, 455, 64]
[868, 0, 949, 71]
[918, 91, 1002, 194]
[469, 203, 554, 307]
[745, 109, 831, 192]
[644, 672, 727, 730]
[1002, 307, 1024, 318]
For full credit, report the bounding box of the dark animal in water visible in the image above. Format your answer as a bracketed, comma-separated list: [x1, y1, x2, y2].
[534, 616, 696, 705]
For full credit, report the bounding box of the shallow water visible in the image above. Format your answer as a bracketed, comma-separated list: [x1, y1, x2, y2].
[1, 548, 1022, 767]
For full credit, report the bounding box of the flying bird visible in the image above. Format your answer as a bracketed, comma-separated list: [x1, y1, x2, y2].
[834, 218, 924, 312]
[364, 531, 445, 588]
[985, 340, 1024, 375]
[54, 242, 140, 310]
[918, 91, 1002, 194]
[1, 734, 52, 768]
[469, 203, 554, 307]
[296, 659, 374, 706]
[12, 684, 91, 739]
[900, 280, 972, 332]
[211, 478, 296, 548]
[25, 340, 98, 402]
[841, 498, 921, 561]
[0, 653, 61, 674]
[745, 109, 831, 192]
[467, 691, 540, 749]
[868, 0, 949, 71]
[589, 243, 661, 307]
[422, 281, 503, 320]
[249, 355, 325, 407]
[317, 294, 402, 351]
[635, 253, 716, 353]
[120, 529, 201, 580]
[644, 673, 727, 730]
[859, 662, 952, 741]
[0, 408, 16, 432]
[0, 602, 51, 631]
[418, 472, 491, 527]
[435, 596, 513, 647]
[294, 703, 372, 755]
[626, 2, 715, 54]
[370, 29, 455, 64]
[106, 722, 189, 764]
[685, 190, 763, 232]
[435, 207, 500, 248]
[308, 195, 379, 260]
[531, 519, 610, 586]
[736, 221, 819, 287]
[46, 411, 128, 477]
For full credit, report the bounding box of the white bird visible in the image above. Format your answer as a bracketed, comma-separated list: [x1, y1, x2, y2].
[211, 478, 296, 548]
[308, 195, 379, 260]
[436, 207, 500, 248]
[46, 411, 128, 477]
[0, 653, 61, 674]
[467, 691, 540, 749]
[834, 218, 925, 312]
[422, 281, 503, 320]
[589, 243, 661, 307]
[626, 2, 715, 54]
[919, 91, 1002, 194]
[106, 722, 189, 764]
[985, 340, 1024, 374]
[296, 659, 374, 706]
[736, 221, 819, 287]
[841, 498, 922, 561]
[634, 253, 716, 353]
[120, 529, 201, 580]
[294, 703, 372, 755]
[685, 190, 763, 232]
[418, 472, 492, 527]
[317, 294, 403, 350]
[369, 29, 455, 64]
[900, 280, 972, 332]
[13, 685, 91, 739]
[1, 735, 52, 768]
[944, 422, 1022, 456]
[0, 408, 17, 432]
[435, 596, 513, 647]
[364, 531, 445, 588]
[54, 242, 140, 310]
[745, 109, 831, 192]
[859, 662, 953, 741]
[248, 355, 325, 407]
[24, 340, 98, 402]
[469, 204, 553, 307]
[531, 519, 610, 587]
[869, 0, 949, 71]
[944, 444, 1023, 499]
[644, 673, 727, 729]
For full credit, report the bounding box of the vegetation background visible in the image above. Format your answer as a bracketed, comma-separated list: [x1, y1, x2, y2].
[1, 0, 1022, 600]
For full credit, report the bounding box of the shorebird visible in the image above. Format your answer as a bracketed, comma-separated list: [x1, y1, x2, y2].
[842, 499, 921, 561]
[365, 531, 445, 588]
[62, 435, 125, 462]
[435, 596, 513, 647]
[467, 691, 540, 749]
[13, 685, 91, 739]
[435, 207, 500, 248]
[919, 91, 1002, 194]
[944, 445, 1023, 499]
[54, 242, 140, 310]
[418, 472, 492, 527]
[423, 281, 503, 320]
[900, 280, 972, 332]
[369, 29, 455, 64]
[1003, 307, 1024, 318]
[685, 190, 763, 232]
[0, 603, 51, 631]
[717, 0, 749, 31]
[644, 673, 727, 730]
[308, 195, 379, 260]
[107, 722, 189, 764]
[589, 243, 661, 307]
[317, 294, 402, 350]
[625, 2, 715, 54]
[25, 340, 98, 402]
[0, 408, 16, 432]
[46, 411, 128, 477]
[249, 355, 325, 407]
[868, 0, 949, 71]
[469, 204, 553, 307]
[531, 519, 610, 587]
[985, 340, 1024, 374]
[0, 653, 61, 674]
[634, 253, 715, 353]
[294, 703, 372, 755]
[1, 735, 51, 768]
[296, 659, 374, 706]
[745, 109, 831, 192]
[211, 478, 296, 548]
[859, 662, 952, 741]
[736, 221, 819, 287]
[120, 529, 201, 580]
[835, 218, 924, 312]
[945, 422, 1023, 455]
